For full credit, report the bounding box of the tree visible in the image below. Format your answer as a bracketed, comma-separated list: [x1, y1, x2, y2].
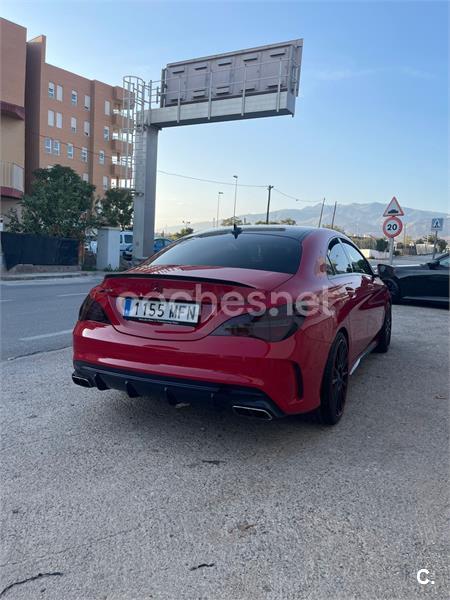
[425, 234, 447, 253]
[172, 227, 194, 239]
[221, 217, 243, 226]
[98, 188, 133, 230]
[323, 224, 346, 233]
[376, 238, 389, 252]
[7, 165, 97, 240]
[254, 218, 297, 225]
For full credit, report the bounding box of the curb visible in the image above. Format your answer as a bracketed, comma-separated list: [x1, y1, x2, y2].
[1, 271, 101, 282]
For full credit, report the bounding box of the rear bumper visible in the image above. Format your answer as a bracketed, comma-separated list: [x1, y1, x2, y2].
[73, 361, 285, 419]
[73, 322, 328, 415]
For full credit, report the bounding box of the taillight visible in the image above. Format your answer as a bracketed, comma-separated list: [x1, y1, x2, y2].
[212, 305, 303, 342]
[78, 295, 110, 323]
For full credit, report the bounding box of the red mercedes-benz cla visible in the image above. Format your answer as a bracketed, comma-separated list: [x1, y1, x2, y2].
[72, 226, 391, 425]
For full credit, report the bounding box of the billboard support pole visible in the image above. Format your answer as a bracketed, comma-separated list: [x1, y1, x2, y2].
[133, 125, 159, 260]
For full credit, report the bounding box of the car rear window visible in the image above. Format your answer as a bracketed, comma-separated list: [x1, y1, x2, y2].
[147, 232, 301, 274]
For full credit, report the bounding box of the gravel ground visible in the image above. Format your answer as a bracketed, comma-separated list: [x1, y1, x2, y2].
[1, 304, 448, 600]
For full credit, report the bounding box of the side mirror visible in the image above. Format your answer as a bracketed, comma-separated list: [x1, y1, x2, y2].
[427, 261, 437, 269]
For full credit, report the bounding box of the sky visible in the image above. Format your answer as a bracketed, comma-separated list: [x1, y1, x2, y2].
[2, 0, 449, 228]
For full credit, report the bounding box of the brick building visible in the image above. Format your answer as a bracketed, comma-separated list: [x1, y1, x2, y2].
[0, 17, 130, 221]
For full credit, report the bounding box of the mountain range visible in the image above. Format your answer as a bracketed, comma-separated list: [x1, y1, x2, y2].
[161, 202, 448, 239]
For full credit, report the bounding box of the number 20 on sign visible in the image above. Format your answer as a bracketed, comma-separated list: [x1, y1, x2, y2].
[383, 216, 403, 238]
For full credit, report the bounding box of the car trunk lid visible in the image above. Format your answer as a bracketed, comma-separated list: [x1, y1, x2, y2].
[102, 265, 293, 341]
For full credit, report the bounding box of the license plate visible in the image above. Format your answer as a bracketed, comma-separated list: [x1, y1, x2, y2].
[122, 298, 200, 324]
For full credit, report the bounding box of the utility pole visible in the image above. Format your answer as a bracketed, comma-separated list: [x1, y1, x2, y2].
[232, 175, 238, 224]
[216, 191, 223, 228]
[266, 185, 274, 224]
[318, 197, 325, 227]
[331, 201, 337, 228]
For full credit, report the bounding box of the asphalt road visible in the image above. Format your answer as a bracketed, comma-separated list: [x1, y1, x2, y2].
[1, 304, 448, 599]
[0, 276, 103, 360]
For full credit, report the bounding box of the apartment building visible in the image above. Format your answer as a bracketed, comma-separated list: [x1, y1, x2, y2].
[0, 19, 26, 218]
[26, 34, 130, 195]
[0, 17, 131, 221]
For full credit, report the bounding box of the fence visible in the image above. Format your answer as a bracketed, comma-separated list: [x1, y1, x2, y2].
[1, 232, 79, 270]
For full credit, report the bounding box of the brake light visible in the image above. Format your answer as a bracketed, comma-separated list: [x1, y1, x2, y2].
[212, 305, 303, 342]
[78, 295, 110, 323]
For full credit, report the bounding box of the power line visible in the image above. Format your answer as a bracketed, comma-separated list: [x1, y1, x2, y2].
[157, 170, 266, 188]
[272, 187, 318, 204]
[30, 129, 318, 204]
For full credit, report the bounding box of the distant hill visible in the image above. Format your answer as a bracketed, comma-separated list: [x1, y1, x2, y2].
[161, 202, 448, 239]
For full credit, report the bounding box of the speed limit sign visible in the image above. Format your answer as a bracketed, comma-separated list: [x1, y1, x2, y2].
[383, 216, 403, 238]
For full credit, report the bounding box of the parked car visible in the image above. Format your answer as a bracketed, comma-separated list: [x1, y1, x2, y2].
[119, 231, 133, 254]
[84, 231, 134, 256]
[72, 226, 391, 425]
[378, 253, 449, 304]
[122, 237, 173, 261]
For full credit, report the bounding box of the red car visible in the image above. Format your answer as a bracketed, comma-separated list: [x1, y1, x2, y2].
[73, 226, 391, 425]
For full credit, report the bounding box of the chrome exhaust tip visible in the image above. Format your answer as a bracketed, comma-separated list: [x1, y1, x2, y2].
[232, 405, 273, 421]
[72, 373, 93, 388]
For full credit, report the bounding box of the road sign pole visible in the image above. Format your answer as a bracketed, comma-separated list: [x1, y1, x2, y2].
[389, 238, 394, 265]
[432, 230, 437, 260]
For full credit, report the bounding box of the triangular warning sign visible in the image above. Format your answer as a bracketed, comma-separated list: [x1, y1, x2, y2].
[383, 196, 404, 217]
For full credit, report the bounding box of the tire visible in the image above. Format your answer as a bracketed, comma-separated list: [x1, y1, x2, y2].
[373, 304, 392, 353]
[319, 332, 349, 426]
[384, 278, 400, 304]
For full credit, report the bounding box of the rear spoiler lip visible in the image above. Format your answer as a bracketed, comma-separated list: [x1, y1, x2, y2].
[103, 272, 256, 289]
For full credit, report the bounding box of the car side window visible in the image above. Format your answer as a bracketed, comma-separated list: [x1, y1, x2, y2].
[327, 239, 352, 275]
[342, 241, 373, 275]
[326, 255, 335, 275]
[438, 255, 449, 268]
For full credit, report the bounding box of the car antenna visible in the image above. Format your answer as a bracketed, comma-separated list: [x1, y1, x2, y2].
[232, 222, 242, 239]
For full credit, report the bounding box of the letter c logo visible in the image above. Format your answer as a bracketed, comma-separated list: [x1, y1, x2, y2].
[417, 569, 434, 585]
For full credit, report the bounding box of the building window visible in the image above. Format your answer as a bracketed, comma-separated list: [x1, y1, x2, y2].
[99, 150, 105, 165]
[56, 112, 62, 128]
[53, 140, 60, 156]
[84, 95, 91, 110]
[105, 100, 110, 116]
[71, 117, 77, 132]
[56, 85, 63, 101]
[81, 147, 88, 162]
[48, 110, 54, 127]
[44, 137, 52, 154]
[84, 121, 90, 136]
[103, 175, 109, 190]
[103, 126, 110, 141]
[48, 82, 55, 98]
[67, 143, 74, 159]
[71, 90, 78, 105]
[82, 173, 89, 182]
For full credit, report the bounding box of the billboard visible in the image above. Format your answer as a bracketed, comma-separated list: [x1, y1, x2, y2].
[161, 40, 302, 106]
[143, 39, 303, 127]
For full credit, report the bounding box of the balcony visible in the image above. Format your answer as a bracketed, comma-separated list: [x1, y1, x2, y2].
[111, 163, 126, 178]
[113, 86, 135, 108]
[112, 112, 134, 129]
[1, 161, 24, 198]
[111, 139, 133, 155]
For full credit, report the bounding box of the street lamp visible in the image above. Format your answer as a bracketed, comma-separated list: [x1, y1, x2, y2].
[233, 175, 238, 223]
[216, 191, 223, 227]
